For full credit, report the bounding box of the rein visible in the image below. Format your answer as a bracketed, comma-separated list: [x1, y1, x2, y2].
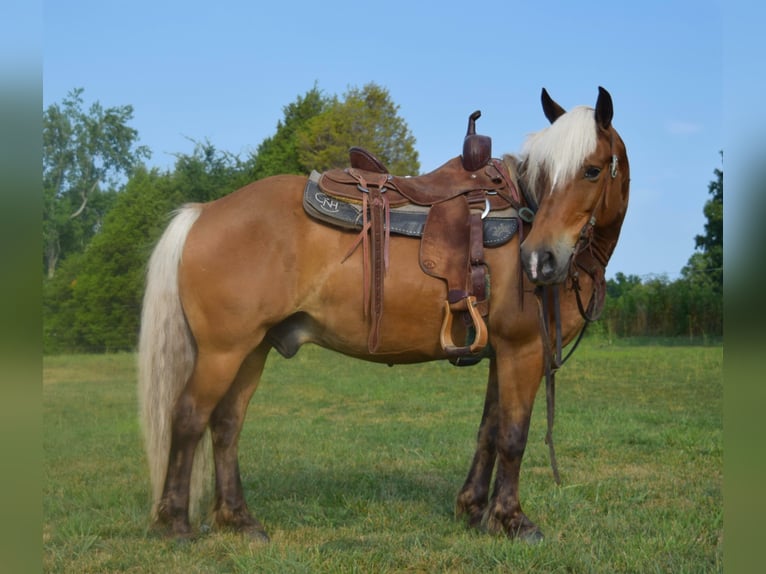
[533, 130, 618, 485]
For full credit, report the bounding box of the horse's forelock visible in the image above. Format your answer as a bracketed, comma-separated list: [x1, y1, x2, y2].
[521, 106, 598, 198]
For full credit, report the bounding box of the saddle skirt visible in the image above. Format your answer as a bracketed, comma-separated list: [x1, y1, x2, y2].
[302, 151, 524, 360]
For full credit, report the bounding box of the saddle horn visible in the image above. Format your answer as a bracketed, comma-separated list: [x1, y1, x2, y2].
[462, 110, 492, 171]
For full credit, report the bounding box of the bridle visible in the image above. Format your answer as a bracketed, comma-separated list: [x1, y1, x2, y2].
[534, 128, 620, 485]
[568, 131, 619, 321]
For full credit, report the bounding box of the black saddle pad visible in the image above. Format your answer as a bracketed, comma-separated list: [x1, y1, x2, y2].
[303, 173, 518, 247]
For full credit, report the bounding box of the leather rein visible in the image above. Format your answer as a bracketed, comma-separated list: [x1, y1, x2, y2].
[533, 133, 619, 485]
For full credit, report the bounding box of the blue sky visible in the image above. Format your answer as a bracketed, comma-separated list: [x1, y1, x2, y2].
[41, 0, 728, 279]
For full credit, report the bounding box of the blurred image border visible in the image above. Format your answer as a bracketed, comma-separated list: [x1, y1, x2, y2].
[1, 0, 42, 571]
[723, 3, 766, 573]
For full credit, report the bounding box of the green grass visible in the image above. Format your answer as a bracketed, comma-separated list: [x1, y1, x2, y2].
[43, 341, 722, 573]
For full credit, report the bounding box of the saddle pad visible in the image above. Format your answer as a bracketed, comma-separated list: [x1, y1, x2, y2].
[303, 172, 518, 247]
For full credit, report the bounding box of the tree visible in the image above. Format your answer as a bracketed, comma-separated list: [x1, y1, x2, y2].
[603, 156, 725, 339]
[43, 144, 254, 353]
[296, 83, 419, 174]
[250, 85, 329, 179]
[171, 139, 254, 203]
[606, 272, 642, 299]
[685, 153, 723, 292]
[249, 83, 419, 178]
[602, 272, 722, 339]
[43, 88, 150, 277]
[43, 168, 172, 351]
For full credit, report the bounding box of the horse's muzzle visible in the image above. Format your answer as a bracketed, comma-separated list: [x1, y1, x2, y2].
[520, 245, 569, 285]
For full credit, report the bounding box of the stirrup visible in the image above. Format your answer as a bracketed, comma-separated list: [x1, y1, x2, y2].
[439, 296, 488, 357]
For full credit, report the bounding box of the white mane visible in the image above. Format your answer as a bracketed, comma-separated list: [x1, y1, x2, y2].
[521, 106, 598, 197]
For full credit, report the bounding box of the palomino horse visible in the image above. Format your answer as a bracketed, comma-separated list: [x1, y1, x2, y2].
[138, 87, 630, 542]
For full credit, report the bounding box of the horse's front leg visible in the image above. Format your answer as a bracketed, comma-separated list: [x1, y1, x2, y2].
[484, 343, 545, 542]
[456, 358, 499, 527]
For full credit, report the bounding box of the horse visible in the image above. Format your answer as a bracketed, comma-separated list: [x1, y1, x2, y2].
[138, 87, 630, 542]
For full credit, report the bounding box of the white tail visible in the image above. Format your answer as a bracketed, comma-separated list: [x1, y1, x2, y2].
[137, 205, 213, 523]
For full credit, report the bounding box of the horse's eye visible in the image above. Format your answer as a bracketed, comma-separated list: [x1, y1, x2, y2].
[584, 166, 601, 181]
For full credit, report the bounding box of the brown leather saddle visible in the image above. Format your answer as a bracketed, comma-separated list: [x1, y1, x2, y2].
[303, 111, 523, 360]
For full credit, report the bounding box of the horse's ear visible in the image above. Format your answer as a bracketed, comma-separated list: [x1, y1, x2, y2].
[595, 86, 613, 130]
[541, 88, 566, 124]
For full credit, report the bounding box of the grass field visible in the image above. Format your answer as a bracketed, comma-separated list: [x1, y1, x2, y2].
[43, 340, 722, 573]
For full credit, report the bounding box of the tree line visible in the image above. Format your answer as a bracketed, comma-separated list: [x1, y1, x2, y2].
[602, 158, 722, 340]
[42, 85, 722, 353]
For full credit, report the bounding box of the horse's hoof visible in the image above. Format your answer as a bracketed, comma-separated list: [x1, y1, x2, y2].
[484, 509, 544, 543]
[516, 527, 544, 544]
[213, 512, 271, 544]
[245, 527, 270, 546]
[455, 504, 485, 530]
[148, 524, 196, 543]
[171, 533, 197, 547]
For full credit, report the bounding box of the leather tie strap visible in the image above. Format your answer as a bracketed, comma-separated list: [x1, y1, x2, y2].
[342, 169, 393, 352]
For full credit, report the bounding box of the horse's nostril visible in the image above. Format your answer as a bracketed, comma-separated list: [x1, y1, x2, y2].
[520, 248, 556, 282]
[540, 250, 555, 276]
[522, 249, 557, 283]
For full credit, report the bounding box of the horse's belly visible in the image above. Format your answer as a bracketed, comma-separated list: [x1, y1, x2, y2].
[289, 233, 452, 362]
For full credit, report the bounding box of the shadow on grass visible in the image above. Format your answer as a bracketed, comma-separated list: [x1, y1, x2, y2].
[242, 463, 465, 532]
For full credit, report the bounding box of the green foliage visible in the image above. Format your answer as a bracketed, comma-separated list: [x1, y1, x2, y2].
[43, 144, 251, 353]
[603, 273, 722, 339]
[605, 271, 642, 299]
[689, 154, 723, 293]
[250, 85, 329, 179]
[603, 159, 723, 338]
[43, 88, 151, 278]
[252, 83, 420, 177]
[44, 343, 722, 572]
[171, 139, 256, 202]
[44, 168, 175, 352]
[296, 83, 420, 174]
[43, 252, 85, 353]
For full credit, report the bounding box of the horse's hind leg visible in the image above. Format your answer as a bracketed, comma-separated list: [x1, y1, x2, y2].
[155, 349, 246, 539]
[208, 344, 270, 541]
[456, 358, 499, 527]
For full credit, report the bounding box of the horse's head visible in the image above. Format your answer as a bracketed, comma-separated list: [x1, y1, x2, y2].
[519, 87, 630, 285]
